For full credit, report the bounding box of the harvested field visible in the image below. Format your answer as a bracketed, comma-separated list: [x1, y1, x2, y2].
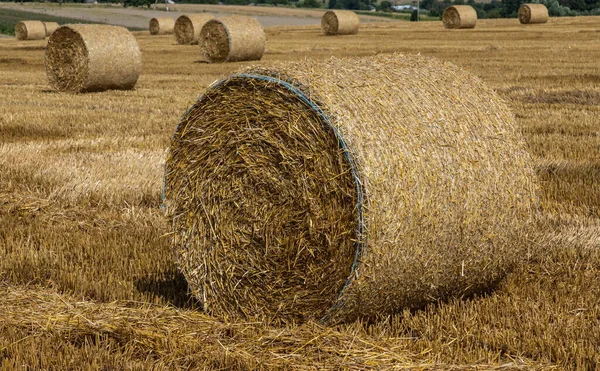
[1, 14, 600, 370]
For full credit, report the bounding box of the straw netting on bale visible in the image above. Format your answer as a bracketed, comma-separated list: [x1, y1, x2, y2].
[174, 14, 214, 45]
[43, 22, 59, 37]
[149, 17, 175, 35]
[442, 5, 477, 29]
[519, 4, 549, 24]
[15, 21, 46, 40]
[45, 25, 141, 93]
[163, 53, 538, 325]
[321, 10, 359, 35]
[199, 16, 265, 63]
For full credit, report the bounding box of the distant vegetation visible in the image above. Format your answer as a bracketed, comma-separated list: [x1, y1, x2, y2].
[1, 0, 599, 19]
[0, 9, 101, 35]
[0, 8, 142, 35]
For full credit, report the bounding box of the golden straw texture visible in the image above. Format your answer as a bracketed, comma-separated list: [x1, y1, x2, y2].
[321, 10, 359, 35]
[15, 20, 46, 40]
[45, 24, 141, 93]
[443, 5, 478, 29]
[519, 4, 549, 24]
[174, 14, 214, 45]
[199, 16, 265, 63]
[43, 22, 59, 37]
[164, 53, 538, 324]
[149, 17, 175, 35]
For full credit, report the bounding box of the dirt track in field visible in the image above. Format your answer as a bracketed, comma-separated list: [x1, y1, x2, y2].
[0, 2, 391, 29]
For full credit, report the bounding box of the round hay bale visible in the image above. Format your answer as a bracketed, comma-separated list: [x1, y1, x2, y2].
[174, 14, 214, 45]
[321, 10, 359, 35]
[164, 53, 538, 324]
[15, 21, 46, 41]
[199, 16, 265, 63]
[45, 24, 141, 93]
[442, 5, 477, 29]
[43, 22, 60, 37]
[519, 4, 549, 24]
[149, 17, 175, 35]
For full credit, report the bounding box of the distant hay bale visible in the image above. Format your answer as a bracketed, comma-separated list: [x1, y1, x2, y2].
[519, 4, 549, 24]
[174, 14, 214, 45]
[149, 17, 175, 35]
[164, 53, 538, 324]
[321, 10, 359, 35]
[199, 16, 265, 63]
[43, 22, 60, 37]
[45, 25, 141, 93]
[443, 5, 477, 29]
[15, 21, 46, 40]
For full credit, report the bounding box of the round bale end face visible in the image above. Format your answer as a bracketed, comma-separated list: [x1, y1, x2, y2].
[45, 26, 88, 92]
[164, 53, 539, 325]
[174, 16, 195, 44]
[165, 76, 358, 322]
[199, 20, 230, 63]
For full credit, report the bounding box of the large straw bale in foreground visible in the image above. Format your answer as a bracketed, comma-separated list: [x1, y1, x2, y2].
[199, 16, 265, 63]
[45, 25, 141, 93]
[43, 22, 60, 37]
[443, 5, 477, 29]
[519, 4, 549, 24]
[15, 20, 46, 40]
[321, 10, 359, 35]
[174, 14, 214, 45]
[164, 53, 538, 324]
[149, 17, 175, 35]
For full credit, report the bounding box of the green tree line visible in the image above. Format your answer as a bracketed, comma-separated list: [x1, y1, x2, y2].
[2, 0, 599, 16]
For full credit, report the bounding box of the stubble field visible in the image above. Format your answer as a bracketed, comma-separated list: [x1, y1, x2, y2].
[0, 13, 599, 370]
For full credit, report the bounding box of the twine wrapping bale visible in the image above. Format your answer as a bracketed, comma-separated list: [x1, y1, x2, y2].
[43, 22, 60, 37]
[321, 10, 359, 35]
[174, 14, 214, 45]
[149, 17, 175, 35]
[45, 24, 141, 93]
[519, 4, 549, 24]
[164, 53, 538, 324]
[15, 21, 46, 40]
[199, 16, 265, 63]
[443, 5, 477, 29]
